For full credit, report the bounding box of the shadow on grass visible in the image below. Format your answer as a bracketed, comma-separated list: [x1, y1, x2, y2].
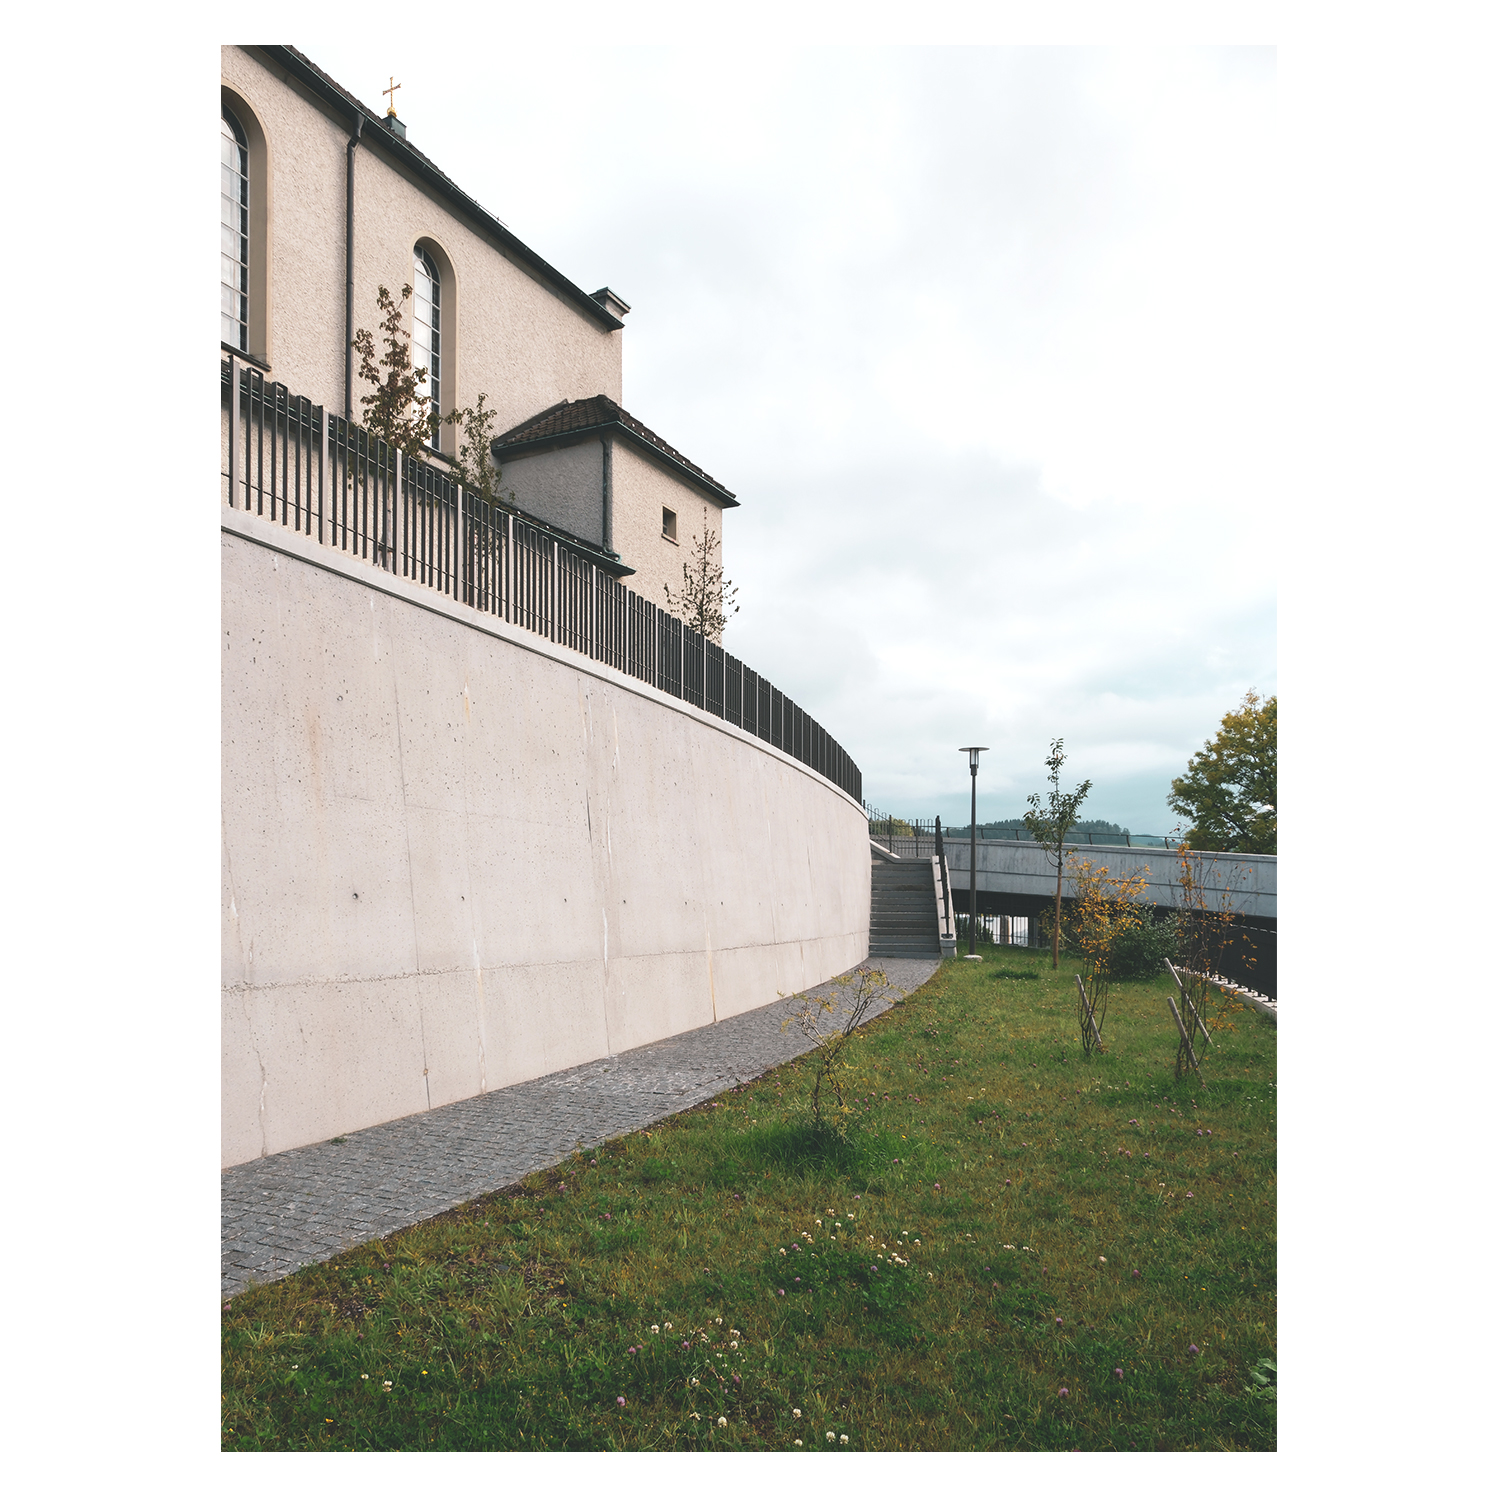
[706, 1120, 906, 1189]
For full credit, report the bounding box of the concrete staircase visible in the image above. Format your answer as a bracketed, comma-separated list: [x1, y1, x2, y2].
[869, 858, 941, 958]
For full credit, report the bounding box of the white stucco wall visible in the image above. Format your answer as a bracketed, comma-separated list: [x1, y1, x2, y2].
[221, 47, 624, 439]
[611, 443, 728, 625]
[222, 511, 869, 1168]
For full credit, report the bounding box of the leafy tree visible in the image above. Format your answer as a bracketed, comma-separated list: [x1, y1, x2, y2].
[1168, 690, 1277, 853]
[662, 507, 739, 644]
[443, 392, 509, 506]
[1023, 739, 1093, 970]
[352, 283, 431, 461]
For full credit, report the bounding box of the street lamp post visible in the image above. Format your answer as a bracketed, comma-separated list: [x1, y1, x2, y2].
[959, 747, 988, 959]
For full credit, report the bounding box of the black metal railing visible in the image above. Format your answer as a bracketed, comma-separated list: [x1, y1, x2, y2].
[222, 358, 862, 803]
[955, 912, 1036, 947]
[866, 813, 943, 859]
[1178, 915, 1277, 1002]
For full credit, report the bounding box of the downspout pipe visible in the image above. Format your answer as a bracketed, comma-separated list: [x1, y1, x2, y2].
[344, 113, 364, 422]
[601, 434, 614, 554]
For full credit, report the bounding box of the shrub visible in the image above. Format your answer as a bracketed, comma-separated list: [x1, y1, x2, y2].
[1108, 914, 1179, 979]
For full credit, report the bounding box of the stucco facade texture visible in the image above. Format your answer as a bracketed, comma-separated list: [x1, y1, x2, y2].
[613, 446, 728, 622]
[502, 441, 608, 551]
[221, 46, 623, 443]
[222, 519, 870, 1168]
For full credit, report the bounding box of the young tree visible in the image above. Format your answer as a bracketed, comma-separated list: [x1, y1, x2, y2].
[1023, 739, 1093, 970]
[443, 392, 507, 506]
[1168, 690, 1277, 854]
[1068, 855, 1148, 1057]
[662, 507, 739, 644]
[781, 967, 894, 1139]
[352, 283, 431, 461]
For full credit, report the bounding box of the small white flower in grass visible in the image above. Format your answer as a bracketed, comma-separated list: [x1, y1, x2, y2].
[382, 1381, 392, 1391]
[650, 1325, 659, 1334]
[664, 1323, 673, 1331]
[793, 1439, 803, 1447]
[841, 1435, 849, 1445]
[1099, 1256, 1107, 1264]
[793, 1408, 802, 1418]
[715, 1317, 723, 1324]
[691, 1378, 700, 1387]
[689, 1412, 700, 1421]
[730, 1340, 738, 1349]
[718, 1416, 728, 1428]
[826, 1430, 836, 1442]
[361, 1374, 369, 1380]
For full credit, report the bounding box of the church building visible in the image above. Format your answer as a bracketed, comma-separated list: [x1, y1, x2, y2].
[221, 44, 734, 614]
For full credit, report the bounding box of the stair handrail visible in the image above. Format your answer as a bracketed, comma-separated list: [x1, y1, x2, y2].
[935, 815, 953, 937]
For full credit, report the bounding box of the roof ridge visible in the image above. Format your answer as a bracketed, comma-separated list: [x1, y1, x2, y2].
[496, 398, 572, 443]
[259, 47, 622, 332]
[493, 395, 736, 503]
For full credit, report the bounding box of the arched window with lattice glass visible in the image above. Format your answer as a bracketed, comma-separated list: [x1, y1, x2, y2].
[221, 110, 249, 351]
[413, 246, 441, 446]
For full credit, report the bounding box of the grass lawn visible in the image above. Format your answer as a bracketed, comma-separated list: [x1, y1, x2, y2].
[221, 945, 1277, 1451]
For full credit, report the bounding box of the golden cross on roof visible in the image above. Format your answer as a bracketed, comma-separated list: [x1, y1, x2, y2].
[383, 76, 401, 117]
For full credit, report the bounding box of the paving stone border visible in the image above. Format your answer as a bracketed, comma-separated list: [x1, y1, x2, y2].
[222, 957, 941, 1302]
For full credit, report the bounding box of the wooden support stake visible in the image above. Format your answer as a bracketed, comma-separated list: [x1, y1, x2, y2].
[1161, 962, 1201, 1074]
[1075, 973, 1103, 1048]
[1166, 959, 1214, 1047]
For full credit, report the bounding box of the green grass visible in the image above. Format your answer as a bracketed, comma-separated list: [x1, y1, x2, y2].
[221, 948, 1276, 1450]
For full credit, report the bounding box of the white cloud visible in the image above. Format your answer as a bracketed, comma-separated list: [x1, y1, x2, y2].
[309, 41, 1277, 832]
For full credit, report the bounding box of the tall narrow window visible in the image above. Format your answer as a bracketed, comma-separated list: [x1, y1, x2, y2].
[221, 109, 249, 351]
[413, 246, 441, 446]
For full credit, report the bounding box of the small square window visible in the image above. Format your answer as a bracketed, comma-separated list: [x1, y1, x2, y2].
[662, 507, 677, 542]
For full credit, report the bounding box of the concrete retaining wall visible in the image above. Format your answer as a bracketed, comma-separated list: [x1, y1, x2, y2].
[222, 510, 870, 1167]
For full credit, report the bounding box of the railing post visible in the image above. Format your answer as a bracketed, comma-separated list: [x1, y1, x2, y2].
[317, 404, 327, 544]
[228, 355, 241, 509]
[456, 481, 465, 603]
[387, 448, 400, 572]
[552, 539, 559, 642]
[504, 511, 513, 622]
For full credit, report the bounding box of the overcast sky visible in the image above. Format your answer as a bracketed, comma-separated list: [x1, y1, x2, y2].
[306, 43, 1276, 834]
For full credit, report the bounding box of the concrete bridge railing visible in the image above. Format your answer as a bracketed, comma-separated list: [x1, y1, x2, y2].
[943, 839, 1276, 923]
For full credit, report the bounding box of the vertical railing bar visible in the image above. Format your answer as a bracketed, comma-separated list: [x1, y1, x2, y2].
[228, 355, 241, 509]
[317, 404, 326, 545]
[253, 371, 265, 516]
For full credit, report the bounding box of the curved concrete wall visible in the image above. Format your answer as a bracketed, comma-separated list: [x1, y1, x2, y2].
[221, 511, 870, 1167]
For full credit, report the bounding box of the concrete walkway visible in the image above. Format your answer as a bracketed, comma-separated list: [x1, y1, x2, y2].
[221, 957, 941, 1301]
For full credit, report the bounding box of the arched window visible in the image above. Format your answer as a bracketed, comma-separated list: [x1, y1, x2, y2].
[221, 109, 250, 351]
[413, 245, 441, 447]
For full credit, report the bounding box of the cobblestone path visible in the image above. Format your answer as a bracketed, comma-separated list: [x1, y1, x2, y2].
[222, 957, 940, 1301]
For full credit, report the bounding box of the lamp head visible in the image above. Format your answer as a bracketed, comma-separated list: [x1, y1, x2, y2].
[959, 746, 989, 773]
